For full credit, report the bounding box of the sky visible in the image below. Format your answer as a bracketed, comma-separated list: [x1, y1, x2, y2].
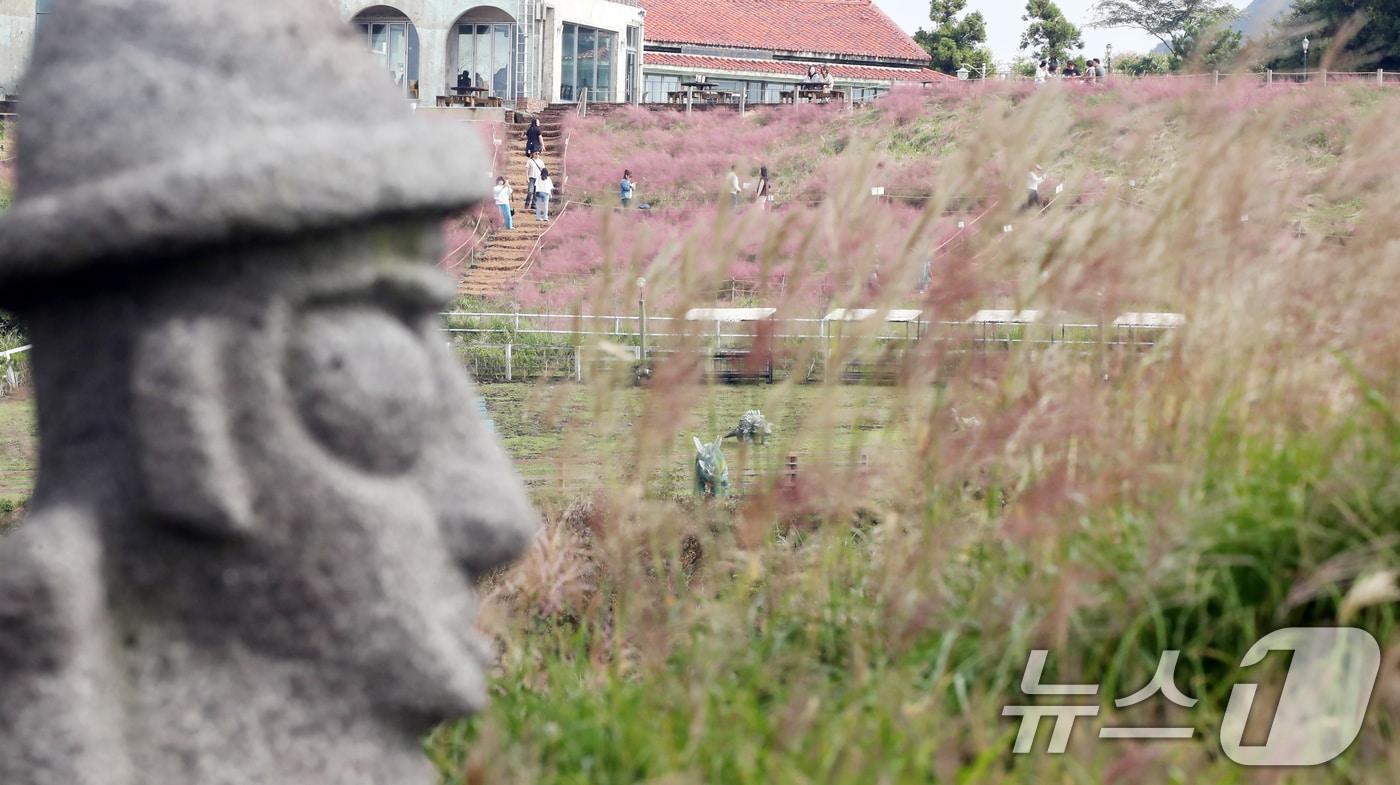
[876, 0, 1249, 63]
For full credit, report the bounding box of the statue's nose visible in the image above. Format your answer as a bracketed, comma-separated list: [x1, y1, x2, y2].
[424, 405, 537, 579]
[440, 478, 537, 579]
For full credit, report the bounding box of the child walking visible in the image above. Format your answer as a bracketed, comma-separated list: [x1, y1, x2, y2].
[534, 168, 554, 222]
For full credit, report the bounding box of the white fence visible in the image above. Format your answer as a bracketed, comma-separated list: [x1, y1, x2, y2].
[1, 345, 30, 398]
[442, 310, 1182, 383]
[442, 311, 1176, 343]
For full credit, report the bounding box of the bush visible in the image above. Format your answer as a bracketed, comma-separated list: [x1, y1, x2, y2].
[1112, 51, 1173, 76]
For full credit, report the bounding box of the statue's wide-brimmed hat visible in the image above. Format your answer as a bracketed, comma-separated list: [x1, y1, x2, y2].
[0, 0, 492, 298]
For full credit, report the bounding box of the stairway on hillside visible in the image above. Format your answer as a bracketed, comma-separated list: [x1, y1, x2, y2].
[459, 104, 572, 300]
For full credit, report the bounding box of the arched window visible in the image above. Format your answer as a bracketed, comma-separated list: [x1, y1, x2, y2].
[449, 7, 518, 100]
[351, 6, 420, 100]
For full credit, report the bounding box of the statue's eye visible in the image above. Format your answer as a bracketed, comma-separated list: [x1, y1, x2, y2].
[285, 305, 436, 474]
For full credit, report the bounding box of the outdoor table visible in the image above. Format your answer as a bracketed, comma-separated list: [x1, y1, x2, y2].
[443, 85, 492, 107]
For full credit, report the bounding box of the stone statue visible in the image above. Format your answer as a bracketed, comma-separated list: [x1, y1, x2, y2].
[0, 2, 537, 784]
[694, 436, 730, 498]
[726, 409, 774, 444]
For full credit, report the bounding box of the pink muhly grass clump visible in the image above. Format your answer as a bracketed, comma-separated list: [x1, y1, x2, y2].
[873, 86, 929, 125]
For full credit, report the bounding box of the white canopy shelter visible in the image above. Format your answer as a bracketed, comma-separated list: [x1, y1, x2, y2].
[684, 308, 777, 322]
[1113, 313, 1186, 329]
[966, 309, 1041, 324]
[824, 309, 924, 323]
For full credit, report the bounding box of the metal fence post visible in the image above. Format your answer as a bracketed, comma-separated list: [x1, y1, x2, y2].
[739, 92, 746, 118]
[686, 89, 693, 117]
[505, 343, 513, 382]
[1379, 69, 1386, 86]
[1320, 68, 1328, 86]
[1265, 69, 1273, 86]
[1213, 70, 1220, 87]
[574, 345, 583, 383]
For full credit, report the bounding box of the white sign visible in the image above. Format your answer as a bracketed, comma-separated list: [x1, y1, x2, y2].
[1003, 628, 1381, 765]
[870, 186, 886, 197]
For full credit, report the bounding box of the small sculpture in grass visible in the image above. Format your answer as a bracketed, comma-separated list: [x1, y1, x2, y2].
[693, 436, 730, 498]
[726, 409, 774, 445]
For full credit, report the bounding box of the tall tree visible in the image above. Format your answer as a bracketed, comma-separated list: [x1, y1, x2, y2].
[1282, 0, 1400, 70]
[914, 0, 995, 74]
[1021, 0, 1086, 63]
[1092, 0, 1240, 62]
[1176, 8, 1244, 69]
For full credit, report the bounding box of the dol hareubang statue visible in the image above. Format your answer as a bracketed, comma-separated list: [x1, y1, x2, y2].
[0, 1, 537, 783]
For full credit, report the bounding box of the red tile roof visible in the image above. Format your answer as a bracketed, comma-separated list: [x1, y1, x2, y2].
[644, 53, 948, 83]
[642, 0, 931, 64]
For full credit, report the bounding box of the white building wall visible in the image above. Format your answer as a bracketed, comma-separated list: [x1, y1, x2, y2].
[0, 1, 641, 105]
[0, 0, 36, 98]
[341, 0, 641, 106]
[545, 0, 642, 103]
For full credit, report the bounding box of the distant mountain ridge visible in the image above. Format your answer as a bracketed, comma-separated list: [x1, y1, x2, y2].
[1150, 0, 1294, 53]
[1236, 0, 1295, 38]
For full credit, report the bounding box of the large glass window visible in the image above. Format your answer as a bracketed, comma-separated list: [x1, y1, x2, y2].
[561, 23, 616, 102]
[561, 24, 576, 101]
[643, 74, 680, 103]
[455, 22, 516, 98]
[354, 16, 420, 99]
[625, 27, 640, 103]
[641, 75, 801, 104]
[35, 0, 53, 33]
[577, 27, 596, 98]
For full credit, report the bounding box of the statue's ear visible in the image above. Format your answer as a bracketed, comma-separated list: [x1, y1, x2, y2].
[693, 437, 704, 454]
[131, 317, 256, 538]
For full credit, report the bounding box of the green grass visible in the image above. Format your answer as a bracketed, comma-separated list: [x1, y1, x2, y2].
[0, 393, 35, 524]
[479, 382, 918, 505]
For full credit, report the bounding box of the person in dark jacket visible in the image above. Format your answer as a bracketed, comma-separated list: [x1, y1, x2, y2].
[525, 118, 543, 155]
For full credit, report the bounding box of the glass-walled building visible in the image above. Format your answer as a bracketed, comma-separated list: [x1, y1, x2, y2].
[4, 0, 644, 106]
[639, 0, 944, 105]
[341, 1, 644, 107]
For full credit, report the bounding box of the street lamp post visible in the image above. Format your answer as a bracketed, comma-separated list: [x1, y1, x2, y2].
[637, 277, 649, 379]
[959, 62, 989, 81]
[1303, 37, 1310, 82]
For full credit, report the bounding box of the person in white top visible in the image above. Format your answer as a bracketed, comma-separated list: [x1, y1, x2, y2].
[534, 168, 554, 222]
[493, 176, 514, 230]
[1026, 165, 1047, 210]
[726, 164, 742, 209]
[525, 151, 543, 210]
[1034, 60, 1048, 85]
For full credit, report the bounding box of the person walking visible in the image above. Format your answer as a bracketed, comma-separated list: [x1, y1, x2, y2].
[1035, 60, 1048, 85]
[525, 150, 542, 210]
[726, 164, 743, 209]
[534, 168, 554, 222]
[525, 118, 544, 155]
[1026, 165, 1046, 210]
[493, 176, 514, 230]
[756, 165, 770, 204]
[620, 169, 635, 209]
